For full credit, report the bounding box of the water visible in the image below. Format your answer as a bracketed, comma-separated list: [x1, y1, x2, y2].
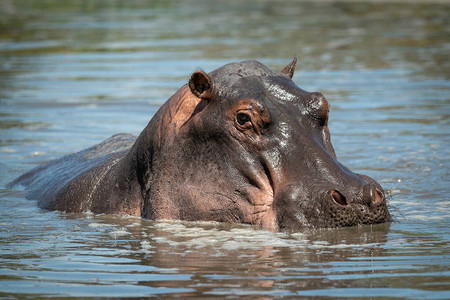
[1, 0, 449, 298]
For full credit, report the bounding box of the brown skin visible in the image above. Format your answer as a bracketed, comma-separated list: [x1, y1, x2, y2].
[11, 59, 390, 230]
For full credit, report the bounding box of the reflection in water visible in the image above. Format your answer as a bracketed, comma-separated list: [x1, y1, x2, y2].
[0, 0, 449, 298]
[0, 202, 395, 298]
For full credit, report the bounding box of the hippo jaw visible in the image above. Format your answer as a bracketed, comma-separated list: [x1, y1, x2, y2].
[139, 58, 390, 230]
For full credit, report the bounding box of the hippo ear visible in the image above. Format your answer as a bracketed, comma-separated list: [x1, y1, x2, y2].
[281, 56, 297, 79]
[189, 70, 214, 100]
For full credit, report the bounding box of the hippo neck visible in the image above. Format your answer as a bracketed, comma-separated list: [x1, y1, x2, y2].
[126, 85, 203, 215]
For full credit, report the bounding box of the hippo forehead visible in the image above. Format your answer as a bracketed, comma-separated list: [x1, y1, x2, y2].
[209, 60, 304, 103]
[209, 60, 276, 83]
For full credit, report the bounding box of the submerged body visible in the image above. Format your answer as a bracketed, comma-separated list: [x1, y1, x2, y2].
[11, 59, 390, 230]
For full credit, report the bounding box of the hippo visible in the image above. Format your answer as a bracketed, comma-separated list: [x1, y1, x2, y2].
[10, 58, 390, 230]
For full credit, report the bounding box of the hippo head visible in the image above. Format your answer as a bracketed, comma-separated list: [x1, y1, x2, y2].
[140, 59, 391, 230]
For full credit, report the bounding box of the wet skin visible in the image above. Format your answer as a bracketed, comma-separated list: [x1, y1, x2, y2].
[11, 59, 391, 230]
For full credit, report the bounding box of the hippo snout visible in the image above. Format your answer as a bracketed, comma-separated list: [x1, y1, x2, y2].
[276, 177, 390, 229]
[321, 181, 390, 228]
[329, 185, 384, 208]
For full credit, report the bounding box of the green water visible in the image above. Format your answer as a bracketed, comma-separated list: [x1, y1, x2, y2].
[1, 1, 449, 298]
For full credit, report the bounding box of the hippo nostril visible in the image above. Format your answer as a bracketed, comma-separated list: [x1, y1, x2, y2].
[331, 190, 347, 206]
[374, 188, 384, 204]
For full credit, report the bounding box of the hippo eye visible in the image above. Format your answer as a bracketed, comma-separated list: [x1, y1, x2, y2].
[236, 113, 251, 126]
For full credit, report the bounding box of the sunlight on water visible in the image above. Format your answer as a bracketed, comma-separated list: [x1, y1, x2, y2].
[1, 0, 449, 298]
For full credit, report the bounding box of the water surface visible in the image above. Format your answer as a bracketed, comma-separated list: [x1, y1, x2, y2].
[1, 0, 449, 298]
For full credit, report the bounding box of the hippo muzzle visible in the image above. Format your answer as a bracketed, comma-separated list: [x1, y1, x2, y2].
[274, 176, 389, 230]
[262, 126, 391, 230]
